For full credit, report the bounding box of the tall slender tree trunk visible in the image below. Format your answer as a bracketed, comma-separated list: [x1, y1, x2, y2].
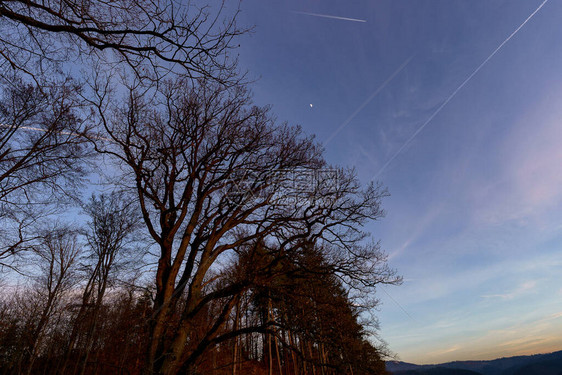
[319, 344, 326, 375]
[274, 335, 283, 375]
[308, 342, 316, 375]
[288, 330, 299, 375]
[268, 332, 273, 375]
[268, 298, 273, 375]
[232, 299, 240, 375]
[301, 339, 308, 375]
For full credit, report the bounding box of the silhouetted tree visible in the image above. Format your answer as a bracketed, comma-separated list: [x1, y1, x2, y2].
[0, 75, 88, 269]
[22, 226, 81, 374]
[230, 241, 394, 375]
[0, 3, 399, 373]
[0, 0, 244, 83]
[88, 76, 395, 374]
[62, 192, 140, 375]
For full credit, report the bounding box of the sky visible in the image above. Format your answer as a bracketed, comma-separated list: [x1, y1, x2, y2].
[233, 0, 562, 365]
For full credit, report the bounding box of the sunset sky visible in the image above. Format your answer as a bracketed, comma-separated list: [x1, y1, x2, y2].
[235, 0, 562, 364]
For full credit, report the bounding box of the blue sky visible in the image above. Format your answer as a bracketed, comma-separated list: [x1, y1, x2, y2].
[234, 0, 562, 364]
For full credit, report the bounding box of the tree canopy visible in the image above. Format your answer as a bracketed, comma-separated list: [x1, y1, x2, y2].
[0, 1, 400, 374]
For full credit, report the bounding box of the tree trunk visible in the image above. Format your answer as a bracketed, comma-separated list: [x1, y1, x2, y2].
[232, 299, 240, 375]
[268, 298, 273, 375]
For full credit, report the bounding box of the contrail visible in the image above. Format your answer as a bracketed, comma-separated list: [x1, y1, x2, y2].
[380, 286, 417, 322]
[371, 0, 549, 181]
[1, 123, 78, 137]
[292, 11, 366, 23]
[324, 55, 414, 147]
[0, 122, 110, 141]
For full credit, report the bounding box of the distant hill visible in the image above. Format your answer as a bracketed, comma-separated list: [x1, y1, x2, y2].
[386, 350, 562, 375]
[511, 358, 562, 375]
[393, 367, 483, 375]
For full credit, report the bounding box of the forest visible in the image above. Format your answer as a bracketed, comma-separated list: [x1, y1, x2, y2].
[0, 1, 400, 374]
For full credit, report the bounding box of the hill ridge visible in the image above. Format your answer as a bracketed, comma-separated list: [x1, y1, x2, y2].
[386, 350, 562, 375]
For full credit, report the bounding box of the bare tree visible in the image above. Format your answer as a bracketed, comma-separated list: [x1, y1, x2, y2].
[0, 74, 88, 268]
[81, 191, 140, 315]
[21, 226, 81, 375]
[0, 0, 250, 269]
[0, 0, 250, 273]
[89, 77, 393, 374]
[0, 3, 399, 372]
[0, 0, 245, 82]
[61, 191, 140, 375]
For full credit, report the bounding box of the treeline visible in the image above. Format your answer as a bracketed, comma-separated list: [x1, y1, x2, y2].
[0, 1, 400, 374]
[0, 233, 388, 374]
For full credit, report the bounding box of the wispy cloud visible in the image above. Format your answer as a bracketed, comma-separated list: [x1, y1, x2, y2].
[370, 0, 550, 180]
[395, 251, 562, 307]
[481, 280, 538, 300]
[397, 311, 562, 363]
[428, 345, 460, 357]
[386, 201, 445, 261]
[469, 100, 562, 226]
[292, 11, 367, 23]
[324, 56, 414, 147]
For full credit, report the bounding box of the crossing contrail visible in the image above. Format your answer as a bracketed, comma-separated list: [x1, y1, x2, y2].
[324, 56, 414, 147]
[292, 11, 366, 23]
[371, 0, 549, 181]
